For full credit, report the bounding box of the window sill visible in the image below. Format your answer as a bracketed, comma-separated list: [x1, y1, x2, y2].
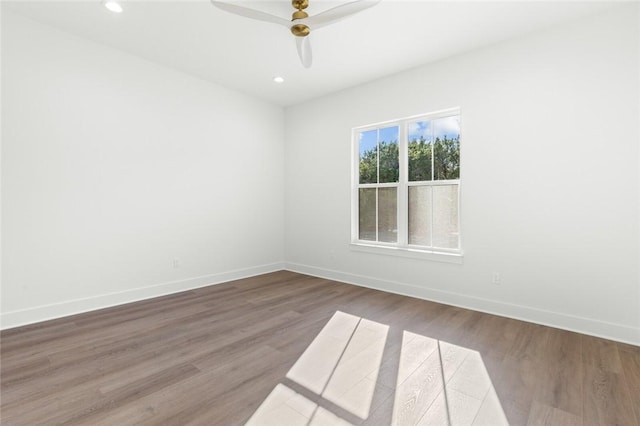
[350, 243, 463, 264]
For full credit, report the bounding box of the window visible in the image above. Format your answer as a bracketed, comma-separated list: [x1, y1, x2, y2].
[351, 108, 461, 259]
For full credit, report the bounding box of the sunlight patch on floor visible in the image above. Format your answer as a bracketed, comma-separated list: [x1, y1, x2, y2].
[392, 332, 508, 426]
[246, 311, 508, 426]
[245, 384, 355, 426]
[286, 311, 389, 419]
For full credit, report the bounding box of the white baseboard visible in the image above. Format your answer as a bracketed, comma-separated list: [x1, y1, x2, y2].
[284, 262, 640, 346]
[0, 262, 285, 330]
[4, 261, 638, 346]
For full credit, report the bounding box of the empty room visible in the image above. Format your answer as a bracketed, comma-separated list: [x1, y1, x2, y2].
[1, 0, 639, 425]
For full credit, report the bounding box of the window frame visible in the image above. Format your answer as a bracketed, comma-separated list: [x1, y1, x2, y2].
[350, 108, 463, 263]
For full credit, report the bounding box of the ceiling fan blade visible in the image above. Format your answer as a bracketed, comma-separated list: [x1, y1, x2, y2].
[296, 36, 313, 68]
[304, 0, 380, 30]
[210, 1, 291, 28]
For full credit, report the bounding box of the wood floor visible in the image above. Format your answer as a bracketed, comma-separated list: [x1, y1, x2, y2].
[1, 271, 638, 425]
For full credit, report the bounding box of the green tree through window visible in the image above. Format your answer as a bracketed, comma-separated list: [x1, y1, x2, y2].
[359, 141, 399, 184]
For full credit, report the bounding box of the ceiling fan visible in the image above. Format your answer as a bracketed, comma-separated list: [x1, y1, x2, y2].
[210, 0, 381, 68]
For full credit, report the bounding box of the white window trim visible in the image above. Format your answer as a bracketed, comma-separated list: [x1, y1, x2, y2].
[349, 242, 463, 264]
[351, 108, 463, 263]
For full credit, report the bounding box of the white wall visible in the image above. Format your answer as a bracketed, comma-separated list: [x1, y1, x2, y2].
[0, 4, 3, 328]
[284, 5, 640, 344]
[1, 11, 285, 328]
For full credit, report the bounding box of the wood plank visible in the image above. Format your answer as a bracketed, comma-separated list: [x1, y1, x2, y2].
[526, 400, 582, 426]
[533, 328, 583, 417]
[582, 335, 637, 426]
[617, 343, 640, 424]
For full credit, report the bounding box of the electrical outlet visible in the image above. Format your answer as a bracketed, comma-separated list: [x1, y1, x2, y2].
[492, 272, 501, 285]
[173, 258, 180, 269]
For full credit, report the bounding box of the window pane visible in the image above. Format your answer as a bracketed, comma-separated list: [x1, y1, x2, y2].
[432, 185, 459, 249]
[408, 120, 432, 182]
[378, 126, 399, 183]
[408, 186, 432, 246]
[359, 188, 376, 241]
[359, 130, 377, 184]
[433, 116, 460, 180]
[378, 187, 397, 242]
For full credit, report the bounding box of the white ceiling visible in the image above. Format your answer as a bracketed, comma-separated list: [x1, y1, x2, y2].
[3, 0, 621, 106]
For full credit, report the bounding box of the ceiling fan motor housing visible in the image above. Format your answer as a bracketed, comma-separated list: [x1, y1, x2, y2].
[291, 23, 310, 37]
[291, 0, 310, 37]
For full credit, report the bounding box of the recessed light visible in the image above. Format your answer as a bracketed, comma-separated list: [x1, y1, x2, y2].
[104, 1, 123, 13]
[273, 76, 284, 84]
